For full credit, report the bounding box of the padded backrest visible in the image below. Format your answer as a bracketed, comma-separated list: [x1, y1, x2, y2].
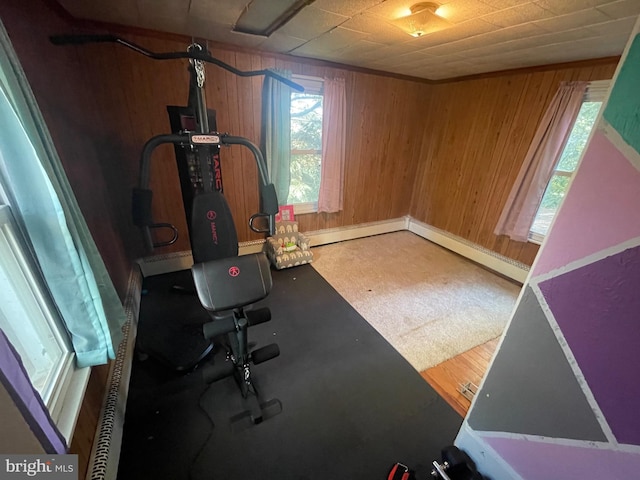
[191, 253, 272, 312]
[190, 191, 238, 263]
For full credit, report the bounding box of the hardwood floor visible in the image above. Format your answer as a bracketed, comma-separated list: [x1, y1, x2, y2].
[420, 337, 500, 417]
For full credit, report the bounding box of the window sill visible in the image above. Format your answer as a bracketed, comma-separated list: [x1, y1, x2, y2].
[528, 231, 544, 245]
[48, 356, 91, 443]
[293, 202, 318, 215]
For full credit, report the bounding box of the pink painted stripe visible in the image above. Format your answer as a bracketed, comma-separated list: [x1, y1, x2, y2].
[533, 131, 640, 277]
[482, 435, 640, 480]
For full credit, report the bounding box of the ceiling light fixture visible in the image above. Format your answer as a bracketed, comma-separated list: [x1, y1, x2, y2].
[391, 2, 452, 38]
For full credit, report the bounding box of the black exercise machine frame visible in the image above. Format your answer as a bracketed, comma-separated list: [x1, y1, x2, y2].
[49, 34, 302, 90]
[50, 34, 302, 423]
[49, 34, 302, 250]
[134, 131, 277, 251]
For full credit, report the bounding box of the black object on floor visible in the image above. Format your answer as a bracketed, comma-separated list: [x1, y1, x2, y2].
[117, 265, 463, 480]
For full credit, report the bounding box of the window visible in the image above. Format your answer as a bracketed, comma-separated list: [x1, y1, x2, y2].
[0, 203, 75, 411]
[529, 80, 609, 243]
[0, 180, 82, 442]
[288, 75, 323, 214]
[0, 44, 94, 443]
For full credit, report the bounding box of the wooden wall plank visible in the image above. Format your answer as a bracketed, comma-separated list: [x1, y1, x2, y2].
[1, 1, 621, 472]
[410, 60, 618, 264]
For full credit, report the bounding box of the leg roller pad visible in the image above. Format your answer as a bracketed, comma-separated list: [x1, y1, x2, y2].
[251, 343, 280, 365]
[203, 315, 236, 340]
[246, 307, 271, 327]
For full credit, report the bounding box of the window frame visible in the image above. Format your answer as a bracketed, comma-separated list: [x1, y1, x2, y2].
[289, 74, 324, 215]
[528, 80, 610, 244]
[0, 200, 90, 442]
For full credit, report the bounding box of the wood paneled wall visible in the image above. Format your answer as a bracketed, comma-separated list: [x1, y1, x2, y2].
[40, 33, 432, 253]
[1, 0, 622, 477]
[409, 60, 618, 265]
[85, 37, 432, 250]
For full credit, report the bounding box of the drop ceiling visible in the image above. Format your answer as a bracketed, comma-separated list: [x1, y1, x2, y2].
[55, 0, 640, 80]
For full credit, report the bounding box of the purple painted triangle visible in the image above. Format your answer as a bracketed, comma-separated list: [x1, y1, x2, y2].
[482, 435, 640, 479]
[533, 131, 640, 277]
[538, 245, 640, 446]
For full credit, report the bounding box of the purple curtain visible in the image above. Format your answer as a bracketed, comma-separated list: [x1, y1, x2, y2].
[0, 329, 67, 453]
[318, 77, 346, 213]
[494, 81, 588, 241]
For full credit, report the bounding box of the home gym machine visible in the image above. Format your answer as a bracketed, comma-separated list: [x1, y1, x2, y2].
[50, 34, 303, 423]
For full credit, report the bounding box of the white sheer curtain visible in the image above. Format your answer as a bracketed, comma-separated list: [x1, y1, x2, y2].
[318, 77, 346, 213]
[494, 81, 587, 241]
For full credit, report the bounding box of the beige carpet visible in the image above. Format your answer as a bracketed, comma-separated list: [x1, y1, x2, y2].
[310, 231, 521, 372]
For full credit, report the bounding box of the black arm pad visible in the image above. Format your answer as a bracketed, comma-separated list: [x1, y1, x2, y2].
[132, 188, 153, 226]
[261, 183, 279, 216]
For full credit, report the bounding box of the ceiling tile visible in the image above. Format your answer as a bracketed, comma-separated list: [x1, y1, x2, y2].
[385, 50, 438, 67]
[364, 0, 430, 20]
[313, 0, 385, 16]
[290, 27, 369, 56]
[331, 39, 389, 62]
[365, 43, 425, 59]
[478, 0, 531, 7]
[587, 16, 638, 36]
[186, 17, 266, 48]
[534, 0, 613, 16]
[586, 32, 633, 55]
[425, 22, 544, 54]
[595, 0, 640, 19]
[481, 2, 555, 27]
[542, 27, 603, 44]
[341, 13, 411, 44]
[189, 0, 248, 26]
[138, 0, 189, 18]
[137, 16, 189, 36]
[459, 41, 517, 58]
[58, 0, 141, 24]
[533, 8, 614, 32]
[136, 0, 191, 35]
[276, 6, 349, 40]
[436, 0, 499, 23]
[419, 40, 476, 56]
[259, 33, 308, 53]
[471, 22, 547, 43]
[459, 32, 558, 58]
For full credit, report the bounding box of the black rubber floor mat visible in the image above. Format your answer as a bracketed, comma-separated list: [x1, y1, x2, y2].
[118, 265, 462, 480]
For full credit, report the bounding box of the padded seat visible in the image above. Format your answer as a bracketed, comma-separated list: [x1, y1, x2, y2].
[264, 221, 314, 270]
[191, 253, 272, 312]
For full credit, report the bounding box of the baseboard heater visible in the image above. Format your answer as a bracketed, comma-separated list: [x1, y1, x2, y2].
[84, 267, 142, 480]
[88, 217, 528, 480]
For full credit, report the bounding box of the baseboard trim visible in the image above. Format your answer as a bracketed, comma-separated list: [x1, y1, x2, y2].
[136, 217, 528, 283]
[305, 217, 409, 246]
[137, 251, 193, 277]
[408, 219, 529, 283]
[85, 265, 143, 480]
[136, 217, 410, 277]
